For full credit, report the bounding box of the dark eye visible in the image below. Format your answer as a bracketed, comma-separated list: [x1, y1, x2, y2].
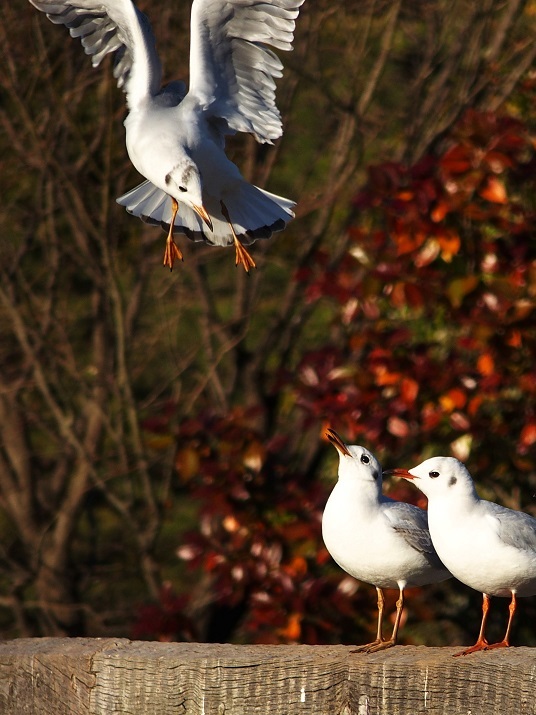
[429, 471, 440, 478]
[179, 186, 187, 192]
[361, 454, 370, 465]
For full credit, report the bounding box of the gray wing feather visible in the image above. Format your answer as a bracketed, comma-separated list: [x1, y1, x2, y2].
[485, 501, 536, 552]
[189, 0, 304, 143]
[29, 0, 161, 97]
[382, 500, 438, 555]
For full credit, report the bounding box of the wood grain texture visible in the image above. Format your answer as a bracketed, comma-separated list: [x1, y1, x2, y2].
[0, 639, 534, 715]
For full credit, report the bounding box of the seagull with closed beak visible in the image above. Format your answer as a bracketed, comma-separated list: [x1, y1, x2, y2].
[322, 429, 451, 652]
[385, 457, 536, 656]
[29, 0, 302, 271]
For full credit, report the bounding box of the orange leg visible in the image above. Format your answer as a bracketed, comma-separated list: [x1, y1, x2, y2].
[220, 201, 256, 273]
[163, 198, 184, 270]
[454, 592, 493, 657]
[353, 586, 404, 654]
[390, 585, 406, 645]
[487, 591, 516, 650]
[365, 585, 404, 653]
[352, 587, 386, 653]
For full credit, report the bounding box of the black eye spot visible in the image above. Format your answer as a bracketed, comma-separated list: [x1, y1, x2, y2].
[448, 476, 457, 486]
[179, 186, 187, 192]
[429, 471, 440, 478]
[361, 454, 370, 465]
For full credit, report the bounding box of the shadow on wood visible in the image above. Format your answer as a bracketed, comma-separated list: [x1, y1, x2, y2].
[0, 639, 534, 714]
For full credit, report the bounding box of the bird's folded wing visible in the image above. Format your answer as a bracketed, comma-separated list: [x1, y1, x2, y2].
[29, 0, 161, 102]
[188, 0, 304, 143]
[486, 502, 536, 552]
[383, 502, 437, 555]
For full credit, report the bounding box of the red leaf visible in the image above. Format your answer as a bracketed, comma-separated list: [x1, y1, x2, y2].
[387, 416, 410, 438]
[520, 423, 536, 448]
[479, 176, 507, 204]
[440, 144, 472, 174]
[477, 353, 495, 376]
[431, 199, 449, 222]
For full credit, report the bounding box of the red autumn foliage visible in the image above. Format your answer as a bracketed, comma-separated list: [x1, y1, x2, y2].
[134, 108, 536, 648]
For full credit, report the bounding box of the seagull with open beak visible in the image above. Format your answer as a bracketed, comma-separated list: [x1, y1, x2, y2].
[322, 429, 451, 652]
[384, 456, 536, 656]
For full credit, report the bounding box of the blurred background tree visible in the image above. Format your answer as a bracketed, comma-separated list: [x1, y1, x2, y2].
[0, 0, 535, 647]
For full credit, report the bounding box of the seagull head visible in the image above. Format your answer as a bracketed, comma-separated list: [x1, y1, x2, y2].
[165, 159, 213, 231]
[384, 456, 477, 500]
[325, 428, 382, 485]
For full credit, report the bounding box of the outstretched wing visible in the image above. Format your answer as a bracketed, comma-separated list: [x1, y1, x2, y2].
[188, 0, 304, 143]
[28, 0, 162, 107]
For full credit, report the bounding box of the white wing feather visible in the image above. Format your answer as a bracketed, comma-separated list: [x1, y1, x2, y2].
[188, 0, 304, 143]
[28, 0, 162, 107]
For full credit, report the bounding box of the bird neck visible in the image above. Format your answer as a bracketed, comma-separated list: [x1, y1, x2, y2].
[427, 482, 480, 525]
[335, 473, 382, 505]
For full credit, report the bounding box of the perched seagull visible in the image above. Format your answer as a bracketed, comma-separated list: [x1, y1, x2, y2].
[322, 429, 451, 652]
[386, 457, 536, 656]
[29, 0, 302, 271]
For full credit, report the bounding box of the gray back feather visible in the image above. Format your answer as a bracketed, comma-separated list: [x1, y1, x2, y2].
[382, 499, 445, 569]
[485, 501, 536, 552]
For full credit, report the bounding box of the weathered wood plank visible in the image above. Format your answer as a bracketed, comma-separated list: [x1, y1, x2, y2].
[0, 639, 534, 715]
[346, 646, 536, 714]
[90, 641, 350, 715]
[0, 637, 104, 715]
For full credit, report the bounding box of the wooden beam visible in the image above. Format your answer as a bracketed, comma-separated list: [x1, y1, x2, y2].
[0, 639, 534, 714]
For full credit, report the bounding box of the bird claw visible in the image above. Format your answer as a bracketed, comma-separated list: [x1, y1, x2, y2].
[454, 646, 487, 657]
[220, 200, 256, 273]
[351, 639, 395, 654]
[163, 236, 184, 270]
[485, 640, 510, 651]
[454, 638, 509, 657]
[234, 238, 256, 273]
[162, 197, 184, 270]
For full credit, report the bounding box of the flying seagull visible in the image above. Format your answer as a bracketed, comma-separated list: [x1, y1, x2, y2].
[29, 0, 303, 271]
[386, 457, 536, 656]
[323, 429, 450, 652]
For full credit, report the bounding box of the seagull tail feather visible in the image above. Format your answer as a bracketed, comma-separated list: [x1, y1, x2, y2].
[117, 180, 295, 248]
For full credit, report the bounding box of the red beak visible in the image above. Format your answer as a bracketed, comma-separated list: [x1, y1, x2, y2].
[325, 428, 352, 457]
[382, 468, 416, 479]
